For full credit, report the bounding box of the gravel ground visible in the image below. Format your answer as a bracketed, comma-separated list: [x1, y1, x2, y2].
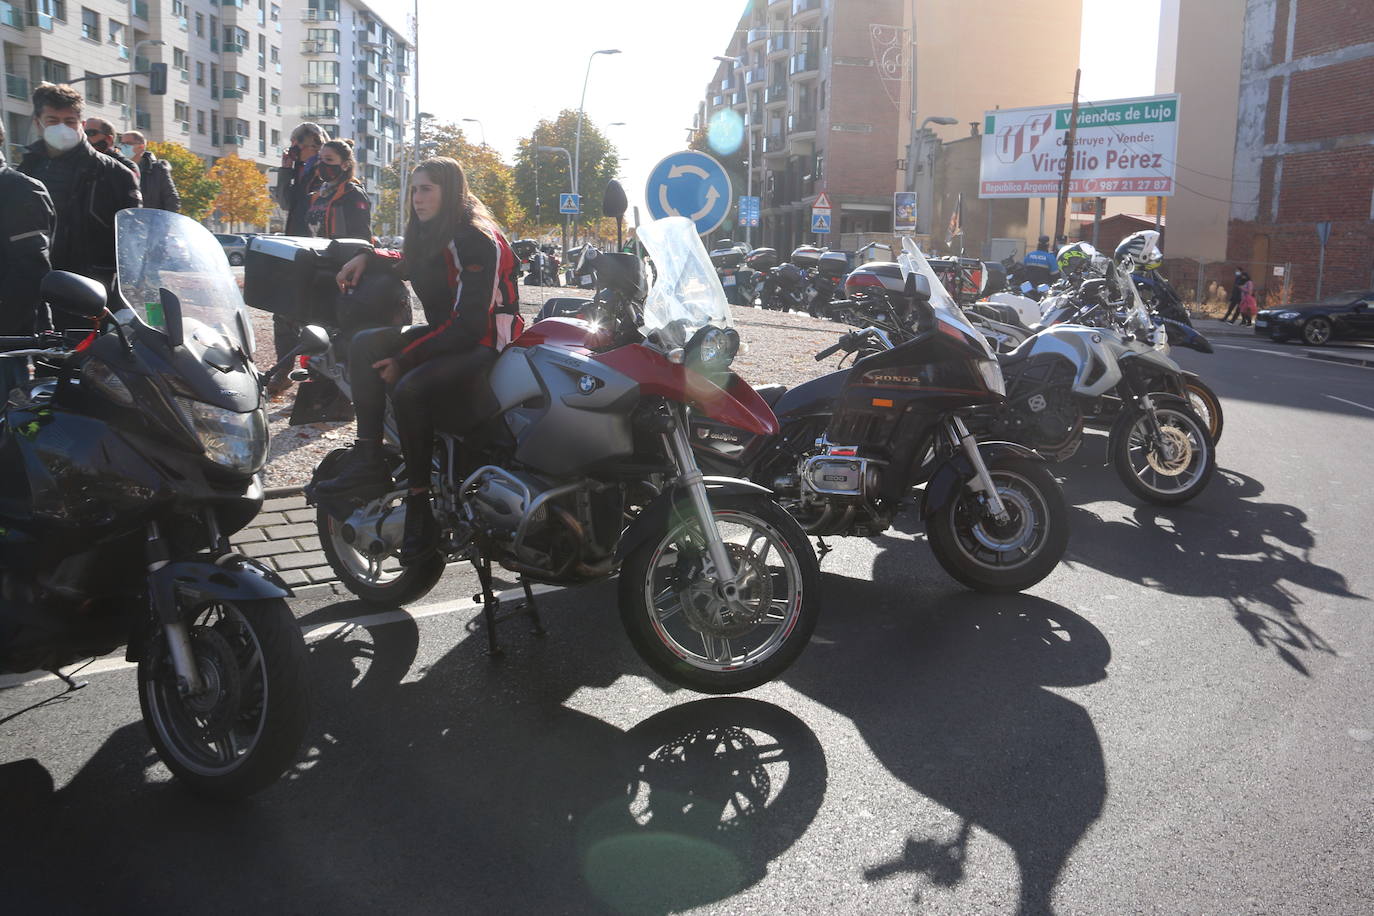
[247, 281, 846, 488]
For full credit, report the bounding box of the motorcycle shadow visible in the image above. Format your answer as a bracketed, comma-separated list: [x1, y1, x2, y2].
[789, 568, 1110, 914]
[1058, 464, 1355, 674]
[1, 587, 827, 916]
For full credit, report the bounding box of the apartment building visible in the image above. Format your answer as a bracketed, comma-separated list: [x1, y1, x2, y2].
[0, 0, 286, 172]
[280, 0, 413, 222]
[701, 0, 1080, 255]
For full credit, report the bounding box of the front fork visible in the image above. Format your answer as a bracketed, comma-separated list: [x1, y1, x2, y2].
[945, 416, 1010, 522]
[147, 520, 206, 697]
[664, 410, 743, 604]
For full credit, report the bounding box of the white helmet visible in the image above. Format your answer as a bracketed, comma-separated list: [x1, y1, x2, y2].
[1114, 230, 1162, 269]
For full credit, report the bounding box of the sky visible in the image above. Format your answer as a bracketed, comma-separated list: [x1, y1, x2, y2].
[369, 0, 1162, 225]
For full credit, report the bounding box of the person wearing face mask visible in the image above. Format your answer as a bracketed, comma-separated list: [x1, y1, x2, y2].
[18, 83, 141, 326]
[304, 139, 371, 240]
[119, 130, 180, 213]
[0, 118, 56, 393]
[83, 117, 139, 180]
[268, 122, 329, 395]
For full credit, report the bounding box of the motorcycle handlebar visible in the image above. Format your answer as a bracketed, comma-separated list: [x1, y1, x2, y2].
[815, 331, 859, 362]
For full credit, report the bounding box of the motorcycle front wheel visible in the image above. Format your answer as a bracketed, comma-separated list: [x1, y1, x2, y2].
[619, 494, 820, 694]
[139, 597, 310, 799]
[1112, 403, 1216, 505]
[925, 456, 1068, 593]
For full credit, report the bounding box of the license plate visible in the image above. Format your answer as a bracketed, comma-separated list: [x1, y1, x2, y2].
[579, 275, 594, 287]
[1255, 320, 1267, 328]
[722, 275, 736, 286]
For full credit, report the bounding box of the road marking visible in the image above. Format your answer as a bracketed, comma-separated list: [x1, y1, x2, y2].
[0, 584, 565, 691]
[1215, 343, 1374, 370]
[1325, 394, 1374, 414]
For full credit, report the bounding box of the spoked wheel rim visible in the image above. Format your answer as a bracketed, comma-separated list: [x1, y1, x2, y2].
[643, 510, 805, 674]
[325, 496, 406, 587]
[1304, 319, 1331, 345]
[144, 601, 269, 777]
[1126, 408, 1209, 496]
[947, 469, 1052, 571]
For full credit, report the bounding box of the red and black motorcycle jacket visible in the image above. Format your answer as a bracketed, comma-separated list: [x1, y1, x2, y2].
[374, 223, 521, 373]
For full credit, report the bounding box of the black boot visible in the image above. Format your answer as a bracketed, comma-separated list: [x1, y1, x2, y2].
[399, 492, 439, 566]
[315, 439, 392, 495]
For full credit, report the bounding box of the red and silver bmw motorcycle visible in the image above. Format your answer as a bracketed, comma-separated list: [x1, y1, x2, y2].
[308, 217, 820, 694]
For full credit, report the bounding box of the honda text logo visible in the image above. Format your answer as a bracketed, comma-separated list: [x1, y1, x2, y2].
[994, 112, 1054, 164]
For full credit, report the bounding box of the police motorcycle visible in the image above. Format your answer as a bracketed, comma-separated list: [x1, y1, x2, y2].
[965, 231, 1217, 505]
[0, 209, 320, 799]
[689, 238, 1069, 594]
[306, 215, 821, 694]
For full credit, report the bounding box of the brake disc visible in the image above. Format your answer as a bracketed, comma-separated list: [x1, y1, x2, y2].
[679, 543, 772, 639]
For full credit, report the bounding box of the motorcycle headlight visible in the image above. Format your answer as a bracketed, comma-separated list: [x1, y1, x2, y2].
[976, 358, 1006, 397]
[175, 397, 268, 475]
[690, 326, 741, 370]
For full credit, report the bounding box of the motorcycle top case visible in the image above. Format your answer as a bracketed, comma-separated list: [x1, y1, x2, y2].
[746, 247, 779, 270]
[845, 261, 906, 295]
[790, 245, 824, 269]
[242, 235, 372, 327]
[817, 250, 851, 278]
[710, 246, 746, 269]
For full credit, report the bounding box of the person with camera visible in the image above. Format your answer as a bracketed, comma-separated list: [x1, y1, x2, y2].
[304, 139, 371, 240]
[268, 122, 328, 395]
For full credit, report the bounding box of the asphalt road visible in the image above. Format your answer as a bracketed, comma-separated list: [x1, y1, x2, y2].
[3, 324, 1373, 915]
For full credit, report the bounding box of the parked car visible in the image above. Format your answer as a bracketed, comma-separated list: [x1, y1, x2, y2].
[215, 232, 248, 266]
[1256, 289, 1374, 346]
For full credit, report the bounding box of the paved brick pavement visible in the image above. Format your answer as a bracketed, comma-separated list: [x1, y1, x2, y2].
[231, 488, 336, 589]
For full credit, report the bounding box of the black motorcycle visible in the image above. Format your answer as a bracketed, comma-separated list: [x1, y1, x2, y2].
[0, 209, 320, 799]
[690, 247, 1068, 594]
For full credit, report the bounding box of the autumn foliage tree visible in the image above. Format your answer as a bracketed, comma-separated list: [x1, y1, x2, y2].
[379, 122, 524, 237]
[512, 110, 620, 239]
[147, 141, 220, 221]
[207, 155, 273, 229]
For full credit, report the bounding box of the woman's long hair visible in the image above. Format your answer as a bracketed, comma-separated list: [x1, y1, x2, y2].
[403, 157, 500, 265]
[320, 138, 357, 186]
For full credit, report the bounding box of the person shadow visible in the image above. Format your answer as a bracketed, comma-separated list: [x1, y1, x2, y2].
[0, 584, 828, 916]
[787, 531, 1111, 914]
[1058, 464, 1354, 675]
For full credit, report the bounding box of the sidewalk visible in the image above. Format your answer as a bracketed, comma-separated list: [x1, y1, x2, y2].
[230, 487, 335, 588]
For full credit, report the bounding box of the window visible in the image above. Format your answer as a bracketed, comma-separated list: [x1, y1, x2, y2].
[196, 109, 205, 134]
[83, 71, 102, 103]
[195, 11, 202, 35]
[80, 7, 99, 41]
[196, 61, 204, 85]
[819, 80, 826, 110]
[257, 77, 265, 111]
[35, 57, 69, 84]
[107, 19, 123, 45]
[227, 71, 248, 93]
[307, 91, 338, 117]
[270, 4, 280, 28]
[111, 80, 127, 104]
[307, 0, 338, 21]
[306, 60, 339, 85]
[256, 0, 264, 26]
[209, 15, 218, 50]
[173, 47, 187, 70]
[224, 26, 248, 50]
[174, 100, 189, 122]
[306, 27, 338, 49]
[210, 63, 218, 98]
[270, 86, 279, 107]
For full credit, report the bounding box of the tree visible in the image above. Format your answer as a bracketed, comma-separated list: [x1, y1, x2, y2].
[147, 141, 220, 221]
[377, 122, 525, 237]
[512, 110, 621, 239]
[207, 154, 273, 229]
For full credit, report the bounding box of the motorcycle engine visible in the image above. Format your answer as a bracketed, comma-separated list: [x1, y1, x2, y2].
[773, 445, 888, 536]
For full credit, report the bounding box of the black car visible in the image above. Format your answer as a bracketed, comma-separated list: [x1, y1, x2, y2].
[1256, 289, 1374, 346]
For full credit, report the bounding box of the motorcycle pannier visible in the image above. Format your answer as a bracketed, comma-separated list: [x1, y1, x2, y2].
[709, 246, 745, 269]
[790, 245, 823, 269]
[817, 250, 851, 278]
[746, 247, 779, 270]
[243, 236, 394, 330]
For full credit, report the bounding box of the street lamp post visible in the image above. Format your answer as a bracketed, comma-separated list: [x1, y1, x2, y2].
[714, 55, 754, 247]
[573, 48, 620, 243]
[911, 115, 957, 235]
[461, 118, 486, 147]
[538, 144, 574, 255]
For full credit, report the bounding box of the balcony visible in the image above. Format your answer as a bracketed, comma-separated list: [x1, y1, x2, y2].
[789, 51, 819, 76]
[791, 0, 821, 14]
[178, 119, 189, 133]
[221, 88, 244, 100]
[764, 133, 786, 154]
[764, 83, 787, 105]
[226, 134, 250, 147]
[179, 68, 189, 82]
[304, 8, 338, 20]
[745, 67, 765, 85]
[301, 76, 338, 87]
[746, 27, 765, 44]
[766, 33, 789, 55]
[300, 39, 334, 54]
[223, 42, 244, 54]
[5, 72, 28, 99]
[117, 44, 129, 60]
[0, 1, 23, 29]
[304, 107, 338, 120]
[731, 91, 746, 108]
[787, 112, 816, 134]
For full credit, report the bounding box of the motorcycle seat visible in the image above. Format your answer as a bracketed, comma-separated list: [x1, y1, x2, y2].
[754, 384, 788, 408]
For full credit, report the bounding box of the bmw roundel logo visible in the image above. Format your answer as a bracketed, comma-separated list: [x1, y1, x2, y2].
[1091, 334, 1102, 343]
[578, 374, 598, 394]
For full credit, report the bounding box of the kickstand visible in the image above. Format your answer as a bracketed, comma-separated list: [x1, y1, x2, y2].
[49, 667, 88, 691]
[518, 578, 546, 637]
[815, 536, 833, 559]
[471, 557, 503, 657]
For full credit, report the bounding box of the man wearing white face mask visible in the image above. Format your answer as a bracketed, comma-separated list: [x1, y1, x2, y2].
[18, 83, 141, 327]
[119, 130, 180, 213]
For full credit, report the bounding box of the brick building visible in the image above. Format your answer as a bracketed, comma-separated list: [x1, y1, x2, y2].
[1227, 0, 1374, 300]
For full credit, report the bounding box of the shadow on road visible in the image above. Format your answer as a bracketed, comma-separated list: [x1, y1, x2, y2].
[1, 590, 827, 916]
[1060, 464, 1354, 675]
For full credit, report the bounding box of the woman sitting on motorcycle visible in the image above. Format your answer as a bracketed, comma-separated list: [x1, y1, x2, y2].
[316, 156, 522, 564]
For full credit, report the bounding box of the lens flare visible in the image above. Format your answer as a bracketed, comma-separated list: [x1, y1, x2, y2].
[707, 109, 745, 156]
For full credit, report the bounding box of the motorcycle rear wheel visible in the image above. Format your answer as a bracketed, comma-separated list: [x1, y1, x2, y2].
[1183, 378, 1224, 444]
[138, 597, 309, 799]
[318, 501, 446, 607]
[619, 494, 820, 694]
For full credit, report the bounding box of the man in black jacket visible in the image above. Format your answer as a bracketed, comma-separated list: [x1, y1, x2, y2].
[18, 83, 141, 327]
[84, 117, 140, 179]
[120, 130, 181, 212]
[0, 119, 56, 392]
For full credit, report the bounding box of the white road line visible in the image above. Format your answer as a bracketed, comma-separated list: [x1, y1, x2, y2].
[1215, 342, 1374, 370]
[0, 583, 566, 691]
[1325, 394, 1374, 413]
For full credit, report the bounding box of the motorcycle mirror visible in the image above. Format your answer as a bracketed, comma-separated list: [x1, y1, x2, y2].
[161, 287, 185, 349]
[40, 270, 107, 321]
[904, 272, 932, 302]
[297, 324, 331, 356]
[603, 180, 628, 220]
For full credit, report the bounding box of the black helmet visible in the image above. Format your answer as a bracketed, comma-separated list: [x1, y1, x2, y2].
[1038, 235, 1051, 248]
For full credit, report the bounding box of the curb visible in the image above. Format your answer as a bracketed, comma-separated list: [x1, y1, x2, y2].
[1306, 351, 1374, 369]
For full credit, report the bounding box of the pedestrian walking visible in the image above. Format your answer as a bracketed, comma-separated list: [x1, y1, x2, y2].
[119, 131, 180, 212]
[1222, 268, 1248, 323]
[0, 119, 56, 393]
[18, 83, 141, 327]
[1238, 275, 1258, 327]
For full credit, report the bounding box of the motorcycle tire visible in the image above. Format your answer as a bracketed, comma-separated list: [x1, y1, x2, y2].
[1111, 403, 1216, 506]
[139, 597, 310, 799]
[925, 456, 1068, 593]
[1183, 377, 1224, 444]
[618, 493, 820, 694]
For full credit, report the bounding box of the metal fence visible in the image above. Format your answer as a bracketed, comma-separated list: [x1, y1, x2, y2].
[1158, 257, 1297, 311]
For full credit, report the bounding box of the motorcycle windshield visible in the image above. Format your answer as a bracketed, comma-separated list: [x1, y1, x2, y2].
[1112, 259, 1154, 335]
[899, 238, 995, 359]
[637, 216, 733, 349]
[115, 209, 254, 356]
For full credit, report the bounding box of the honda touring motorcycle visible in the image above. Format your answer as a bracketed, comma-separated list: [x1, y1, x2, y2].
[307, 216, 820, 694]
[0, 209, 317, 799]
[690, 239, 1069, 594]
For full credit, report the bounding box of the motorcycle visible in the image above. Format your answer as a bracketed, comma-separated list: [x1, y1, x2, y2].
[306, 215, 821, 694]
[689, 239, 1069, 594]
[709, 240, 753, 307]
[0, 209, 319, 799]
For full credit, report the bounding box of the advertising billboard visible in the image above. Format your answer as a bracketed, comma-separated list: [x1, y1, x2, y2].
[979, 94, 1179, 198]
